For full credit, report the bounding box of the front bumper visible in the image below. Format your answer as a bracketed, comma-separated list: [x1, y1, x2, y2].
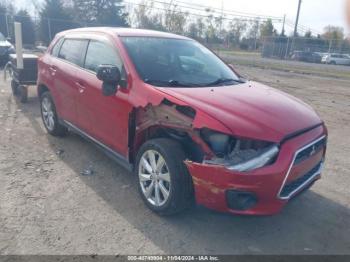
[186, 125, 327, 215]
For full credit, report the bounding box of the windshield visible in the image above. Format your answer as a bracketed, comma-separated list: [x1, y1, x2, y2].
[121, 37, 242, 87]
[0, 33, 6, 42]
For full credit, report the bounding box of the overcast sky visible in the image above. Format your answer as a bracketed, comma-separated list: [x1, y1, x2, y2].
[15, 0, 349, 36]
[190, 0, 348, 35]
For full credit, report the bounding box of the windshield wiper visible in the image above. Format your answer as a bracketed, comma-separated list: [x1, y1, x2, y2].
[168, 80, 201, 87]
[144, 79, 170, 86]
[205, 78, 245, 87]
[145, 78, 244, 88]
[145, 79, 200, 87]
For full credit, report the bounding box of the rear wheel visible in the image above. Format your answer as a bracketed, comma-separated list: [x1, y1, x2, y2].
[330, 61, 336, 65]
[135, 138, 194, 215]
[40, 91, 67, 137]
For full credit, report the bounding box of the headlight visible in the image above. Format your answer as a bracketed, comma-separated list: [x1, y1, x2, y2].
[201, 129, 279, 172]
[226, 144, 279, 172]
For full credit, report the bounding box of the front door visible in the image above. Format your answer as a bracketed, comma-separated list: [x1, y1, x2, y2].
[75, 39, 132, 156]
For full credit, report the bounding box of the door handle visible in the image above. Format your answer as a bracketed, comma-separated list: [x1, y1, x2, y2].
[49, 66, 57, 75]
[76, 81, 86, 93]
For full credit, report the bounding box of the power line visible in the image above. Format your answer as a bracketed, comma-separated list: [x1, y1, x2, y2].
[170, 0, 283, 20]
[124, 1, 283, 23]
[286, 19, 322, 35]
[125, 0, 283, 22]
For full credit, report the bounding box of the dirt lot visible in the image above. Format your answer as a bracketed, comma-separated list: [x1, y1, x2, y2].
[0, 59, 350, 255]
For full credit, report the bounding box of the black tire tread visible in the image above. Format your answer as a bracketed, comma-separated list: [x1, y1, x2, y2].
[19, 86, 28, 103]
[11, 80, 19, 96]
[136, 138, 194, 216]
[40, 91, 68, 137]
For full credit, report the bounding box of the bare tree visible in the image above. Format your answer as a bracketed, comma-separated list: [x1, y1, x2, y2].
[133, 0, 164, 30]
[163, 0, 187, 34]
[228, 18, 247, 45]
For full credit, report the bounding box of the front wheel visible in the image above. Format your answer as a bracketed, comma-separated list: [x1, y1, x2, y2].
[135, 138, 194, 215]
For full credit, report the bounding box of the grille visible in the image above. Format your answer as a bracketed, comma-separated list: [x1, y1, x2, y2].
[294, 137, 326, 165]
[278, 135, 326, 199]
[280, 162, 322, 198]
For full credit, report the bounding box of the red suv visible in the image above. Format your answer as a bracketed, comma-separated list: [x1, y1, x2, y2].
[37, 28, 327, 216]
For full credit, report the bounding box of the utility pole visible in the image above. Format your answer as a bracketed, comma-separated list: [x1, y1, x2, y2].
[47, 18, 52, 41]
[220, 1, 224, 38]
[5, 14, 10, 38]
[294, 0, 302, 37]
[219, 0, 224, 54]
[281, 14, 286, 36]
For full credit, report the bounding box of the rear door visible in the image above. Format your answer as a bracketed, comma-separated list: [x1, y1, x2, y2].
[54, 38, 88, 124]
[75, 36, 131, 155]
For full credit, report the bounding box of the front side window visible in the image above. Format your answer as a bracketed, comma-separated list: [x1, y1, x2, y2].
[121, 37, 242, 87]
[84, 40, 123, 73]
[51, 37, 64, 57]
[58, 39, 88, 66]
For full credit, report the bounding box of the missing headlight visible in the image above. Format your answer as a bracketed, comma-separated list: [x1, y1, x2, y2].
[201, 129, 230, 157]
[201, 129, 279, 172]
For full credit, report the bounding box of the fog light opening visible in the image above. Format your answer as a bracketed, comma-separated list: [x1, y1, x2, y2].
[226, 190, 258, 211]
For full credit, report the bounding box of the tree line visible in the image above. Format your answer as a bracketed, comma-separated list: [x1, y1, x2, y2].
[1, 0, 128, 45]
[0, 0, 348, 51]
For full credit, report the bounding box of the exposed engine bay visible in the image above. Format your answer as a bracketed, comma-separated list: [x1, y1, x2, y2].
[133, 99, 279, 173]
[200, 128, 279, 172]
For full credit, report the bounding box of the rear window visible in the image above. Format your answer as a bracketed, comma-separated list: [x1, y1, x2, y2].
[58, 39, 88, 66]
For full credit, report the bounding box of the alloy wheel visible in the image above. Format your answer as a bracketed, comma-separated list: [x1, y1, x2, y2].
[138, 150, 171, 207]
[41, 97, 55, 131]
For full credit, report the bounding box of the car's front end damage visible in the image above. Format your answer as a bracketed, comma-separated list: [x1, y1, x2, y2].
[186, 125, 327, 215]
[128, 80, 327, 215]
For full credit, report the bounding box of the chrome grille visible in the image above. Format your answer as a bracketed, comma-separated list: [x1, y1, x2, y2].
[280, 161, 322, 198]
[278, 135, 326, 200]
[294, 137, 326, 165]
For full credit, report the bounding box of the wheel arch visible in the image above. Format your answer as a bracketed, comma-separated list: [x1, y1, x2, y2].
[37, 83, 50, 98]
[129, 124, 206, 168]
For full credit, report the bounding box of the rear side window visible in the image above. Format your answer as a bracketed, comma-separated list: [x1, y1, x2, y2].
[58, 39, 88, 66]
[84, 41, 123, 73]
[51, 37, 64, 57]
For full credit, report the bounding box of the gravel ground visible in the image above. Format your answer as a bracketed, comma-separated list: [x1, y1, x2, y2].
[0, 60, 349, 255]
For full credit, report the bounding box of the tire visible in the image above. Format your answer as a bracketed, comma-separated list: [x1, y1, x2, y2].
[11, 80, 19, 96]
[18, 85, 28, 103]
[330, 61, 336, 65]
[40, 91, 68, 137]
[135, 138, 194, 215]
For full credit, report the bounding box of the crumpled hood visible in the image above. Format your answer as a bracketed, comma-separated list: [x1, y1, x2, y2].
[157, 81, 322, 142]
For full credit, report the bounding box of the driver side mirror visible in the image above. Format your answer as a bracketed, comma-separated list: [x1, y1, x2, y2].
[97, 65, 121, 97]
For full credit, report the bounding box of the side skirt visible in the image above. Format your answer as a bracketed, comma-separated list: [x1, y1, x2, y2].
[60, 120, 133, 172]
